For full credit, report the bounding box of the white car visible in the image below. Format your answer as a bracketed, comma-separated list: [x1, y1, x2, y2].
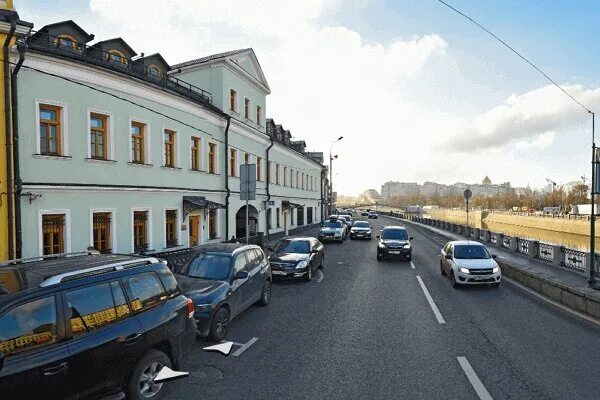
[440, 241, 501, 288]
[318, 220, 345, 242]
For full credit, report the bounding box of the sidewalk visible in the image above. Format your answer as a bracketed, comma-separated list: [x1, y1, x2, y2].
[384, 215, 600, 320]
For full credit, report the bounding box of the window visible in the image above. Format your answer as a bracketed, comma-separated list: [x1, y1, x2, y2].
[283, 167, 287, 186]
[131, 122, 145, 164]
[164, 129, 176, 167]
[302, 173, 305, 190]
[42, 214, 65, 255]
[256, 105, 262, 125]
[208, 142, 217, 174]
[244, 98, 250, 119]
[165, 210, 178, 248]
[55, 34, 78, 50]
[90, 113, 108, 160]
[230, 89, 237, 111]
[66, 282, 131, 337]
[0, 297, 58, 356]
[191, 137, 201, 171]
[209, 209, 218, 240]
[296, 171, 300, 188]
[156, 268, 181, 298]
[244, 152, 250, 165]
[234, 254, 247, 274]
[290, 169, 294, 187]
[133, 211, 148, 253]
[230, 148, 237, 177]
[147, 64, 163, 80]
[257, 157, 262, 181]
[122, 272, 167, 313]
[39, 104, 62, 155]
[276, 207, 280, 227]
[107, 49, 127, 65]
[93, 212, 112, 254]
[244, 250, 259, 271]
[276, 164, 280, 185]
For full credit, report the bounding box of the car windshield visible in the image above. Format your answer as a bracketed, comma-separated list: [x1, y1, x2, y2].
[184, 253, 231, 280]
[354, 222, 369, 228]
[382, 229, 408, 240]
[323, 221, 341, 228]
[273, 240, 311, 254]
[454, 245, 491, 259]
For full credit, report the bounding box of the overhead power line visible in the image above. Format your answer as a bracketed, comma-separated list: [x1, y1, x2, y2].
[435, 0, 592, 114]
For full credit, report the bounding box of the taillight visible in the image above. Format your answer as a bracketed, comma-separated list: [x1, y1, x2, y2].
[186, 298, 195, 319]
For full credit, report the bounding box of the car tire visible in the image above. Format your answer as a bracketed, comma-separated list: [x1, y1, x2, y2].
[451, 271, 461, 289]
[126, 349, 171, 400]
[257, 280, 271, 306]
[208, 307, 230, 342]
[304, 265, 313, 282]
[492, 282, 500, 288]
[376, 253, 382, 261]
[319, 255, 325, 269]
[440, 261, 446, 276]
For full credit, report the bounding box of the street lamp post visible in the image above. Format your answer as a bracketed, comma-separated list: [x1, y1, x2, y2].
[590, 112, 600, 288]
[329, 136, 343, 214]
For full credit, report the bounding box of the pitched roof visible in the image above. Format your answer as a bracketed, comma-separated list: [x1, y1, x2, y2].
[171, 48, 251, 69]
[32, 20, 94, 42]
[89, 37, 137, 57]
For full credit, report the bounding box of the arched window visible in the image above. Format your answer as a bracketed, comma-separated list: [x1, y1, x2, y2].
[107, 49, 128, 65]
[147, 64, 163, 79]
[54, 34, 78, 50]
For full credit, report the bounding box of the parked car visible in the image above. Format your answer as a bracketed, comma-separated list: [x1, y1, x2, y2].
[440, 241, 501, 288]
[268, 237, 325, 281]
[0, 251, 196, 400]
[339, 213, 353, 224]
[337, 215, 352, 236]
[174, 243, 271, 342]
[368, 211, 378, 219]
[350, 220, 373, 240]
[319, 220, 345, 242]
[361, 211, 369, 217]
[376, 226, 413, 261]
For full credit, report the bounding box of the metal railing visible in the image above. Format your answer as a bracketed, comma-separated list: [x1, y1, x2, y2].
[517, 239, 530, 254]
[538, 243, 554, 262]
[564, 249, 586, 273]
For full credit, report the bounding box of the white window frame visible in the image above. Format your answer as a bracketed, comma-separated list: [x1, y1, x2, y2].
[161, 126, 179, 168]
[89, 208, 117, 253]
[244, 97, 251, 120]
[190, 134, 203, 171]
[35, 99, 69, 156]
[163, 207, 181, 249]
[256, 104, 262, 126]
[229, 147, 238, 177]
[38, 209, 71, 256]
[128, 118, 152, 164]
[131, 207, 153, 253]
[207, 141, 219, 174]
[87, 108, 115, 160]
[229, 88, 238, 112]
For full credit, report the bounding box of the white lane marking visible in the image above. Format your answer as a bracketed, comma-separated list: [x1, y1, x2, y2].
[503, 276, 600, 326]
[232, 337, 259, 357]
[315, 269, 324, 283]
[416, 276, 446, 324]
[457, 357, 494, 400]
[410, 261, 416, 269]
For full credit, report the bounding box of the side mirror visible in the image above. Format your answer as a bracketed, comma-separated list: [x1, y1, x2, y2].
[310, 249, 319, 254]
[445, 254, 453, 260]
[491, 254, 497, 259]
[376, 235, 380, 239]
[233, 270, 249, 280]
[410, 236, 414, 241]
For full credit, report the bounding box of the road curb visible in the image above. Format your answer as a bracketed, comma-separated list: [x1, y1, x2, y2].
[383, 215, 600, 322]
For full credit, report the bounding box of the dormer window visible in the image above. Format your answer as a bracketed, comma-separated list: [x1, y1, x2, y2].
[107, 50, 128, 66]
[54, 34, 78, 50]
[147, 65, 163, 80]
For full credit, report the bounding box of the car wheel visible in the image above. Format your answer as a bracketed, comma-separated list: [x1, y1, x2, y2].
[304, 265, 313, 282]
[440, 261, 446, 276]
[208, 307, 230, 342]
[257, 280, 271, 306]
[127, 349, 171, 400]
[492, 282, 500, 288]
[451, 271, 461, 289]
[319, 255, 325, 269]
[376, 253, 382, 261]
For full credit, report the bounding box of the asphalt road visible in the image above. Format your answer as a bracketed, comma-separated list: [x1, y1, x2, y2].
[162, 216, 600, 400]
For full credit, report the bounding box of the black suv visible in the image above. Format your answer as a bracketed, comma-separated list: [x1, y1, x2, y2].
[0, 252, 196, 400]
[174, 243, 272, 342]
[376, 226, 413, 261]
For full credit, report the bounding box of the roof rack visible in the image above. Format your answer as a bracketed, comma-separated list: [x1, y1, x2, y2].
[39, 257, 161, 287]
[0, 250, 101, 268]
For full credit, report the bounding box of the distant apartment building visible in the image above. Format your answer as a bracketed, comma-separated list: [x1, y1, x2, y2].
[381, 181, 420, 199]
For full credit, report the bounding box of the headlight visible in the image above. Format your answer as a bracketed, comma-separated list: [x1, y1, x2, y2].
[196, 304, 212, 313]
[493, 266, 499, 273]
[366, 229, 371, 234]
[296, 260, 308, 270]
[378, 243, 385, 248]
[459, 267, 470, 274]
[403, 244, 411, 249]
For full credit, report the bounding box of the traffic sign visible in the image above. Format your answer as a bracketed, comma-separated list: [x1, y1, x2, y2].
[463, 189, 472, 199]
[240, 164, 256, 201]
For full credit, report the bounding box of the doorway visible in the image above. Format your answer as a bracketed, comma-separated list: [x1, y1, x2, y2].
[189, 215, 200, 246]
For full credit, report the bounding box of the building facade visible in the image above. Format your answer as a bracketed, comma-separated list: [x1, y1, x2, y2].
[4, 17, 324, 259]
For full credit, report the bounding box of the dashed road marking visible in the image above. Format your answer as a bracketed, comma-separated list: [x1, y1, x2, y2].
[410, 261, 416, 269]
[457, 356, 494, 400]
[416, 276, 446, 324]
[315, 269, 324, 283]
[232, 337, 259, 357]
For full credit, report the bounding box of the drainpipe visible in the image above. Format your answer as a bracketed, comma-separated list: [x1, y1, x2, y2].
[265, 137, 275, 240]
[224, 116, 231, 240]
[320, 167, 324, 225]
[12, 40, 26, 259]
[3, 20, 16, 259]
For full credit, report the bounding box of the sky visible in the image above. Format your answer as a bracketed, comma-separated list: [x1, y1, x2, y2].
[14, 0, 600, 196]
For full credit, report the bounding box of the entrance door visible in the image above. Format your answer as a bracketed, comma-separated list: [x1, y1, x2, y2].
[189, 216, 200, 247]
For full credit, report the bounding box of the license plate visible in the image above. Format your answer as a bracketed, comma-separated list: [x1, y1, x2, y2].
[272, 271, 286, 276]
[389, 251, 400, 255]
[473, 276, 487, 281]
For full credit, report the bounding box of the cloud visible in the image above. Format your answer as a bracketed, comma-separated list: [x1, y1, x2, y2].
[440, 84, 600, 152]
[515, 131, 556, 150]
